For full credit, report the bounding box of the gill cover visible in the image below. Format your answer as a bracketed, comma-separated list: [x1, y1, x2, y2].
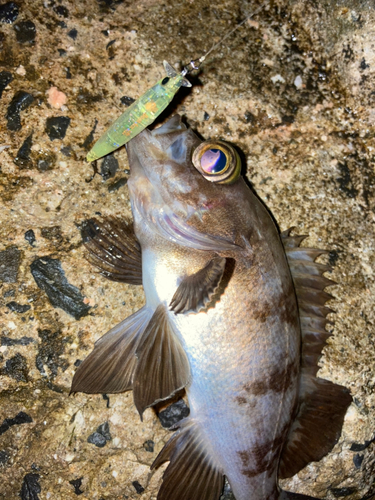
[192, 140, 241, 184]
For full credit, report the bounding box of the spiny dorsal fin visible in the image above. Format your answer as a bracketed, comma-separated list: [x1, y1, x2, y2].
[279, 229, 352, 478]
[133, 304, 191, 418]
[71, 307, 152, 394]
[169, 257, 227, 314]
[81, 217, 142, 285]
[152, 419, 224, 500]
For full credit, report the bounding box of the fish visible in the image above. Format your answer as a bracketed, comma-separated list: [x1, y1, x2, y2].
[72, 114, 352, 500]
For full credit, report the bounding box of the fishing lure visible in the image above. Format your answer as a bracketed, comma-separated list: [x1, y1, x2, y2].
[86, 3, 267, 163]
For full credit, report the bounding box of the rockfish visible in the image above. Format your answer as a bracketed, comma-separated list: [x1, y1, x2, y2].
[73, 115, 351, 500]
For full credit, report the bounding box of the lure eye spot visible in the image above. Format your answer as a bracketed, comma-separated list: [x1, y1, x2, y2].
[161, 77, 170, 85]
[192, 140, 241, 184]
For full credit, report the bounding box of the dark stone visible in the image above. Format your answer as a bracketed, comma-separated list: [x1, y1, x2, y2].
[81, 119, 97, 150]
[14, 133, 33, 168]
[6, 301, 31, 313]
[244, 111, 255, 123]
[58, 48, 67, 57]
[45, 116, 70, 140]
[0, 450, 10, 465]
[53, 5, 69, 17]
[25, 229, 36, 246]
[1, 336, 34, 346]
[203, 111, 210, 121]
[282, 115, 295, 124]
[69, 477, 84, 495]
[157, 399, 190, 429]
[0, 246, 21, 283]
[360, 58, 369, 70]
[40, 226, 62, 243]
[3, 289, 15, 297]
[336, 161, 358, 199]
[108, 177, 127, 192]
[353, 454, 364, 468]
[120, 95, 135, 106]
[100, 155, 118, 180]
[30, 257, 90, 319]
[68, 28, 77, 40]
[220, 479, 235, 500]
[102, 394, 110, 408]
[132, 481, 144, 494]
[35, 327, 70, 378]
[60, 146, 72, 156]
[14, 20, 37, 44]
[87, 432, 106, 448]
[0, 411, 33, 435]
[330, 487, 357, 497]
[143, 440, 154, 452]
[20, 473, 41, 500]
[74, 359, 82, 367]
[2, 353, 29, 382]
[0, 2, 19, 24]
[87, 422, 111, 448]
[6, 91, 34, 131]
[350, 440, 373, 451]
[106, 39, 116, 50]
[0, 70, 13, 98]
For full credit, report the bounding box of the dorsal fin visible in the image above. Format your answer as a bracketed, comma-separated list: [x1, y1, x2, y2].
[279, 229, 351, 478]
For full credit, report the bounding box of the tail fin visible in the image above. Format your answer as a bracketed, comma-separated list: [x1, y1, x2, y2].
[152, 419, 224, 500]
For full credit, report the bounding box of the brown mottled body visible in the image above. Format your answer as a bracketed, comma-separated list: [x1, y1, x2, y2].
[74, 115, 351, 500]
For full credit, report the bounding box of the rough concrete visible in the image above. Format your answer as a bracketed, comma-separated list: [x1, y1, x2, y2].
[0, 0, 374, 499]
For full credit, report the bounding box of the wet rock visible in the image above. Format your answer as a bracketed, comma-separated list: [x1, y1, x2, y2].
[0, 246, 21, 283]
[20, 473, 41, 500]
[6, 90, 34, 131]
[0, 2, 19, 24]
[0, 70, 13, 98]
[143, 440, 154, 452]
[68, 28, 78, 40]
[30, 257, 90, 319]
[1, 336, 34, 346]
[69, 477, 84, 495]
[0, 411, 33, 436]
[132, 481, 145, 494]
[45, 116, 70, 140]
[24, 229, 36, 246]
[1, 353, 29, 382]
[100, 154, 118, 180]
[14, 133, 33, 168]
[107, 177, 127, 192]
[14, 20, 36, 44]
[157, 399, 189, 429]
[87, 422, 111, 448]
[6, 301, 31, 313]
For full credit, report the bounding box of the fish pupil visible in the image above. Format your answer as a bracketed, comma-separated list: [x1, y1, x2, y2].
[161, 77, 170, 85]
[201, 148, 227, 174]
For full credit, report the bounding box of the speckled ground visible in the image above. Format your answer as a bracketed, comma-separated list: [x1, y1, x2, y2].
[0, 0, 374, 499]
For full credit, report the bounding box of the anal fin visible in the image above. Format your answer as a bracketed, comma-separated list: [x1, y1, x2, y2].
[81, 217, 142, 285]
[279, 229, 352, 478]
[152, 419, 224, 500]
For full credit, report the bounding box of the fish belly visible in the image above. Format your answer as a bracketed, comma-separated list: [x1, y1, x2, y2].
[172, 260, 300, 500]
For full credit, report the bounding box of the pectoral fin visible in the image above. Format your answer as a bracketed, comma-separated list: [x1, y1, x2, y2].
[80, 217, 142, 285]
[133, 304, 190, 417]
[170, 257, 226, 314]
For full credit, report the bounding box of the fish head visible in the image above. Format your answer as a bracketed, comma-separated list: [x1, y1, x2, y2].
[126, 114, 252, 250]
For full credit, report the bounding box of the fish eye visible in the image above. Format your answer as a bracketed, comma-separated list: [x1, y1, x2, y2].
[161, 77, 170, 85]
[192, 140, 241, 184]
